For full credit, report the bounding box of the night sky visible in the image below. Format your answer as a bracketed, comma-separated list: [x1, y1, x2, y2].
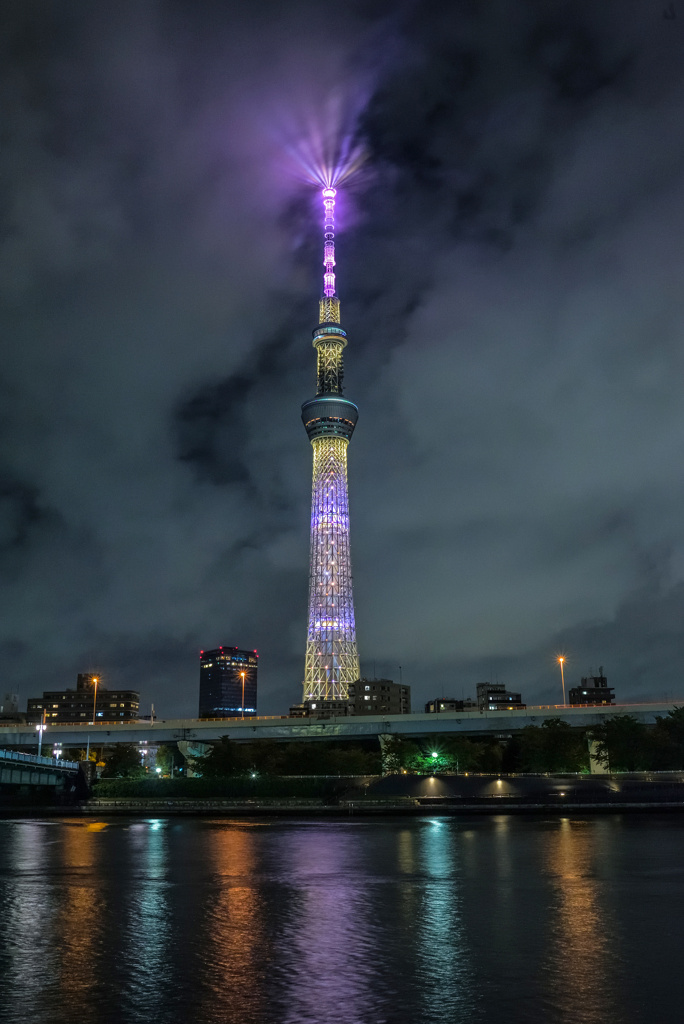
[2, 0, 684, 717]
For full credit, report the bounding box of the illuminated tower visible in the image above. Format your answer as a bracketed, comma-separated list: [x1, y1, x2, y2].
[301, 186, 360, 701]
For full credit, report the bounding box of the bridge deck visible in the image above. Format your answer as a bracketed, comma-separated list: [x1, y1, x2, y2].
[0, 748, 79, 787]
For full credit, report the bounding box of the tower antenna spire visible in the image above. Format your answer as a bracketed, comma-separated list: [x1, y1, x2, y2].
[318, 187, 341, 326]
[322, 186, 337, 298]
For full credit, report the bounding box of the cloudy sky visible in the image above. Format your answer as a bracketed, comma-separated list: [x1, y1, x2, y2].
[2, 0, 684, 716]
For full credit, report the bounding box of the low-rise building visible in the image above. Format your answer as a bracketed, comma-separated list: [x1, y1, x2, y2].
[425, 697, 478, 713]
[348, 678, 411, 715]
[288, 699, 349, 719]
[289, 678, 411, 718]
[27, 673, 140, 724]
[476, 682, 526, 711]
[0, 693, 24, 723]
[569, 668, 615, 706]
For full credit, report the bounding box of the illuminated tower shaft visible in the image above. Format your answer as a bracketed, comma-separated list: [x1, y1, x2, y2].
[301, 187, 360, 701]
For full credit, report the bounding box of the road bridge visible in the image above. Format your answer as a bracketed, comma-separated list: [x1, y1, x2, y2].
[0, 748, 79, 787]
[0, 701, 679, 749]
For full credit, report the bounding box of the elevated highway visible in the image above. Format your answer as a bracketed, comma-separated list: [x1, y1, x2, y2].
[0, 701, 679, 748]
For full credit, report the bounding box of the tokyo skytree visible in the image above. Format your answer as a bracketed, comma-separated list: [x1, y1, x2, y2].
[301, 187, 360, 701]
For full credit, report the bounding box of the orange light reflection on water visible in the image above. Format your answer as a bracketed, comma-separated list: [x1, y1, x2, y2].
[199, 824, 266, 1019]
[53, 822, 105, 1015]
[544, 819, 619, 1024]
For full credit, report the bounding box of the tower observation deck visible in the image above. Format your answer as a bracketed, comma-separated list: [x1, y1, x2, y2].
[301, 187, 360, 701]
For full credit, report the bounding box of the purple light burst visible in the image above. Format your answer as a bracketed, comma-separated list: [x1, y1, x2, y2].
[279, 88, 367, 189]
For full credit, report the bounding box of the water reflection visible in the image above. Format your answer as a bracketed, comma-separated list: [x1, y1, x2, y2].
[543, 818, 620, 1024]
[0, 816, 680, 1024]
[416, 819, 479, 1023]
[198, 824, 267, 1022]
[52, 821, 106, 1018]
[273, 826, 378, 1024]
[1, 824, 58, 1020]
[119, 820, 172, 1019]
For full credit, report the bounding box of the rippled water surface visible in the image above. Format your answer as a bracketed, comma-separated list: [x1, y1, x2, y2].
[0, 814, 683, 1024]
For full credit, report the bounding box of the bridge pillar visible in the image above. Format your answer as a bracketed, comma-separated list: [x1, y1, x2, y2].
[79, 759, 97, 787]
[588, 737, 608, 774]
[177, 740, 212, 777]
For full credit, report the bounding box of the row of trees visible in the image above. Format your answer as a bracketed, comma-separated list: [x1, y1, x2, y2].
[193, 738, 382, 777]
[60, 742, 180, 779]
[591, 708, 684, 771]
[87, 708, 684, 778]
[384, 710, 684, 774]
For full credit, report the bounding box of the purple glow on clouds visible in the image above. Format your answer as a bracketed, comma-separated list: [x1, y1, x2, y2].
[276, 84, 368, 191]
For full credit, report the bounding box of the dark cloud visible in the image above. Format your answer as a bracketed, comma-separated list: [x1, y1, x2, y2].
[1, 0, 684, 715]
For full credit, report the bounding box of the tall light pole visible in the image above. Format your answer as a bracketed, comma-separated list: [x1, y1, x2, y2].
[36, 708, 47, 757]
[240, 672, 245, 720]
[557, 657, 566, 706]
[91, 676, 99, 726]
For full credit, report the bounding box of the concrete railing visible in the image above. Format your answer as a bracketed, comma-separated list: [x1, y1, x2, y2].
[0, 748, 79, 771]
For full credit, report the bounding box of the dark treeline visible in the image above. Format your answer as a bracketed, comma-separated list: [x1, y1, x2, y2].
[389, 710, 684, 774]
[196, 738, 382, 777]
[90, 709, 684, 781]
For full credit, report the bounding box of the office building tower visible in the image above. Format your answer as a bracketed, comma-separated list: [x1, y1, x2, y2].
[198, 647, 258, 718]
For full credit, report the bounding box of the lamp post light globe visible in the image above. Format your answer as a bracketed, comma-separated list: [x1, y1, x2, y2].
[557, 656, 566, 706]
[35, 719, 47, 757]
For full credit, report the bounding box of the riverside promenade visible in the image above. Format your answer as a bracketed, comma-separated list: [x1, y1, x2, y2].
[68, 771, 684, 816]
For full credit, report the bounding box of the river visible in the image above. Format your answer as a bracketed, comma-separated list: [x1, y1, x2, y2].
[0, 814, 682, 1023]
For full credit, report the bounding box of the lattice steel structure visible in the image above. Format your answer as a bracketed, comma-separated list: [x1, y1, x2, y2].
[301, 187, 360, 701]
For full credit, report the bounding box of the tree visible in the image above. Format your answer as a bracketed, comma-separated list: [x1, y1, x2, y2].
[327, 746, 381, 775]
[650, 707, 684, 770]
[191, 736, 249, 777]
[103, 743, 145, 778]
[591, 715, 651, 772]
[394, 736, 485, 774]
[155, 743, 179, 775]
[513, 719, 589, 773]
[379, 736, 405, 774]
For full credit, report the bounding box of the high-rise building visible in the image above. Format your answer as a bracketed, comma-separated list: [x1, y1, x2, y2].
[198, 647, 258, 718]
[301, 187, 360, 702]
[26, 673, 139, 724]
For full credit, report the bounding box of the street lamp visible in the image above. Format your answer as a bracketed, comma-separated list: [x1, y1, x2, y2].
[91, 676, 99, 726]
[240, 672, 246, 720]
[557, 657, 566, 706]
[36, 709, 47, 757]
